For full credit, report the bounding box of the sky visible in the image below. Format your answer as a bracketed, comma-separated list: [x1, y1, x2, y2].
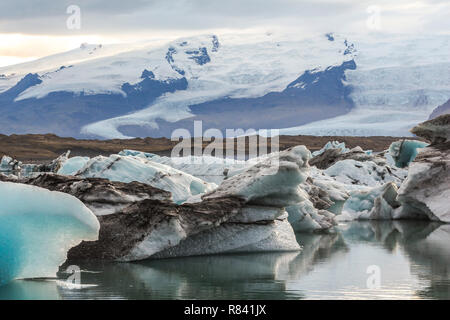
[0, 0, 449, 67]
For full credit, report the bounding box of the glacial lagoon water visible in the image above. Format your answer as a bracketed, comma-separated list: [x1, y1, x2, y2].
[1, 221, 449, 300]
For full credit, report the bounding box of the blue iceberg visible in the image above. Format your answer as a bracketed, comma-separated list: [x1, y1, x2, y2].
[0, 182, 99, 286]
[389, 140, 428, 168]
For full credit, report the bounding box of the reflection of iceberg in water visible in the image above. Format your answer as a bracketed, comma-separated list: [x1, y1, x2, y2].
[340, 221, 450, 299]
[56, 233, 346, 300]
[58, 253, 302, 299]
[284, 233, 348, 280]
[398, 224, 450, 299]
[2, 221, 449, 299]
[0, 279, 61, 300]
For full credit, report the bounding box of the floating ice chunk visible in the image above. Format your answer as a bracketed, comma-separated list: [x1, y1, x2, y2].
[389, 115, 450, 222]
[204, 146, 311, 207]
[396, 159, 450, 222]
[309, 167, 350, 203]
[366, 183, 400, 220]
[228, 206, 287, 223]
[337, 183, 399, 221]
[153, 219, 300, 258]
[312, 141, 349, 157]
[0, 182, 99, 286]
[0, 156, 21, 172]
[77, 154, 217, 204]
[146, 154, 248, 184]
[338, 186, 379, 221]
[388, 140, 428, 168]
[118, 149, 156, 159]
[324, 159, 405, 187]
[58, 156, 90, 175]
[286, 200, 336, 232]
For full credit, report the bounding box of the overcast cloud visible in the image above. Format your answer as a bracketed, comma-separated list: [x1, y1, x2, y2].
[0, 0, 448, 35]
[0, 0, 449, 66]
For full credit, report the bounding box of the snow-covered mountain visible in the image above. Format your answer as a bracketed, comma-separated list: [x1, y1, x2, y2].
[0, 32, 449, 139]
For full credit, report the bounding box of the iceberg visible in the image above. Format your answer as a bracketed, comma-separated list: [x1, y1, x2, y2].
[67, 147, 310, 261]
[0, 182, 99, 286]
[76, 154, 217, 204]
[118, 149, 157, 159]
[286, 200, 336, 232]
[310, 144, 376, 170]
[17, 173, 172, 216]
[57, 156, 90, 175]
[334, 115, 449, 223]
[153, 219, 300, 258]
[204, 146, 311, 206]
[393, 115, 450, 222]
[324, 159, 405, 187]
[388, 139, 428, 168]
[20, 151, 71, 175]
[311, 141, 349, 157]
[0, 156, 21, 172]
[146, 154, 248, 185]
[338, 183, 399, 221]
[66, 197, 246, 261]
[396, 151, 450, 222]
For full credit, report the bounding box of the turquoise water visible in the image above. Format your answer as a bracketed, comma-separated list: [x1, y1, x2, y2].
[1, 221, 449, 300]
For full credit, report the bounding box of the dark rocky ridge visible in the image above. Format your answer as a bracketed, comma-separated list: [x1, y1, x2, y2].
[428, 99, 450, 120]
[0, 133, 420, 162]
[411, 114, 450, 144]
[67, 197, 244, 261]
[0, 173, 172, 215]
[309, 147, 376, 169]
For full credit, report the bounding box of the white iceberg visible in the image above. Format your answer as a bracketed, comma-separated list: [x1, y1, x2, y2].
[118, 149, 156, 159]
[0, 181, 99, 286]
[308, 167, 350, 213]
[57, 156, 90, 175]
[203, 146, 311, 207]
[337, 183, 398, 221]
[312, 141, 350, 157]
[396, 160, 450, 222]
[153, 219, 300, 258]
[286, 200, 336, 232]
[324, 159, 406, 187]
[147, 154, 248, 184]
[76, 154, 217, 204]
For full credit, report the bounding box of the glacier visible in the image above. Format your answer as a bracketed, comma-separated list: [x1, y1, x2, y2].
[1, 32, 449, 138]
[0, 182, 99, 286]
